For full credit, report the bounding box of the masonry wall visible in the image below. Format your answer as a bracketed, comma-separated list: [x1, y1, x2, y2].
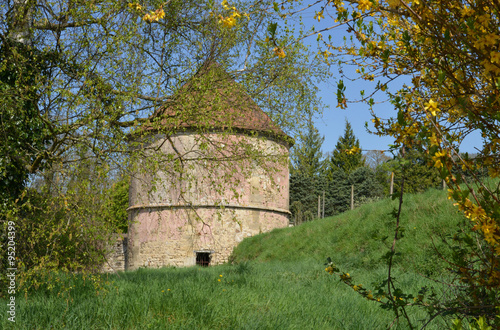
[102, 234, 128, 272]
[127, 132, 290, 270]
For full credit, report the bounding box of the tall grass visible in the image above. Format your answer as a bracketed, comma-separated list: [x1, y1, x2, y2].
[2, 262, 448, 329]
[1, 188, 465, 329]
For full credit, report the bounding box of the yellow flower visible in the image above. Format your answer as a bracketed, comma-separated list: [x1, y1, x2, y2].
[156, 8, 165, 19]
[432, 150, 446, 168]
[461, 5, 475, 17]
[475, 34, 500, 50]
[488, 167, 500, 178]
[358, 0, 372, 13]
[424, 99, 440, 116]
[219, 16, 237, 28]
[321, 49, 331, 61]
[273, 47, 286, 58]
[314, 11, 325, 22]
[340, 272, 351, 280]
[219, 274, 223, 277]
[142, 8, 164, 23]
[435, 150, 446, 158]
[429, 133, 440, 146]
[491, 52, 500, 64]
[128, 3, 143, 10]
[346, 146, 361, 155]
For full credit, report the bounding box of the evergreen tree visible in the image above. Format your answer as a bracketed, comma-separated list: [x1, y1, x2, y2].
[391, 149, 442, 194]
[323, 167, 384, 215]
[349, 166, 384, 206]
[289, 117, 325, 222]
[325, 170, 351, 215]
[290, 116, 325, 177]
[328, 120, 365, 176]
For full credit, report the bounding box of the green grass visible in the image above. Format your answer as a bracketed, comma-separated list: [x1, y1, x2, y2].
[2, 262, 448, 329]
[1, 188, 466, 329]
[233, 188, 463, 276]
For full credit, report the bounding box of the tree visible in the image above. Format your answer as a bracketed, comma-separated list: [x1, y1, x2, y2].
[1, 0, 324, 194]
[102, 176, 130, 234]
[326, 169, 351, 214]
[350, 166, 383, 203]
[390, 148, 442, 194]
[289, 117, 326, 221]
[0, 0, 327, 294]
[364, 150, 392, 195]
[328, 120, 365, 176]
[0, 38, 52, 204]
[282, 0, 500, 326]
[289, 173, 321, 221]
[290, 115, 325, 177]
[363, 150, 390, 170]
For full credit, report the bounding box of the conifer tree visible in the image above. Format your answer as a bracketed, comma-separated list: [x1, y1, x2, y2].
[289, 116, 325, 222]
[290, 116, 325, 178]
[328, 120, 364, 176]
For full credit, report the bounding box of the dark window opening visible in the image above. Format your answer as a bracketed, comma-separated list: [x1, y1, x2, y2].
[196, 252, 211, 267]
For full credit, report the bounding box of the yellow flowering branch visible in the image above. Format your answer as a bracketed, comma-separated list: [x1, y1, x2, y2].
[216, 0, 249, 29]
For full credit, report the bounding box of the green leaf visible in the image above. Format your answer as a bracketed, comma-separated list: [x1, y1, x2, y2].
[268, 22, 278, 36]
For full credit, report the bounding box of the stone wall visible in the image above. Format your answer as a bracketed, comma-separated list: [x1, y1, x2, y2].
[102, 234, 128, 272]
[127, 132, 290, 270]
[127, 207, 288, 269]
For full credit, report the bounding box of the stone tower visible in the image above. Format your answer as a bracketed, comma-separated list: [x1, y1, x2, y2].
[126, 63, 292, 269]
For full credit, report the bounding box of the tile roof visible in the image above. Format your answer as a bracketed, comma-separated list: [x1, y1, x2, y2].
[142, 62, 291, 145]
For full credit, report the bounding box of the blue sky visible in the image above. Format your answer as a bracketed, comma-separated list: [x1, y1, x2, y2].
[312, 72, 483, 156]
[296, 7, 483, 156]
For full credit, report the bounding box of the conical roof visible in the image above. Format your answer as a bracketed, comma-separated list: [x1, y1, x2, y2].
[142, 62, 291, 145]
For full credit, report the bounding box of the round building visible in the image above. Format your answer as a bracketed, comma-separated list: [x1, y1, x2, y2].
[126, 63, 292, 269]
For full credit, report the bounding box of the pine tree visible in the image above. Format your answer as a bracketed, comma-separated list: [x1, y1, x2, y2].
[328, 120, 364, 176]
[290, 116, 325, 177]
[289, 117, 325, 222]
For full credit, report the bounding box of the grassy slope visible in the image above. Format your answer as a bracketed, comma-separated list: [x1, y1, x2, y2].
[232, 188, 465, 275]
[1, 188, 467, 329]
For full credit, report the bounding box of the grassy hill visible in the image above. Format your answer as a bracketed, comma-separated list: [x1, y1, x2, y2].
[232, 188, 465, 276]
[1, 188, 468, 329]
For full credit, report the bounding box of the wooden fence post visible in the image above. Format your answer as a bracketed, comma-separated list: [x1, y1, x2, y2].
[351, 185, 354, 210]
[322, 190, 325, 218]
[318, 195, 321, 219]
[390, 172, 394, 195]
